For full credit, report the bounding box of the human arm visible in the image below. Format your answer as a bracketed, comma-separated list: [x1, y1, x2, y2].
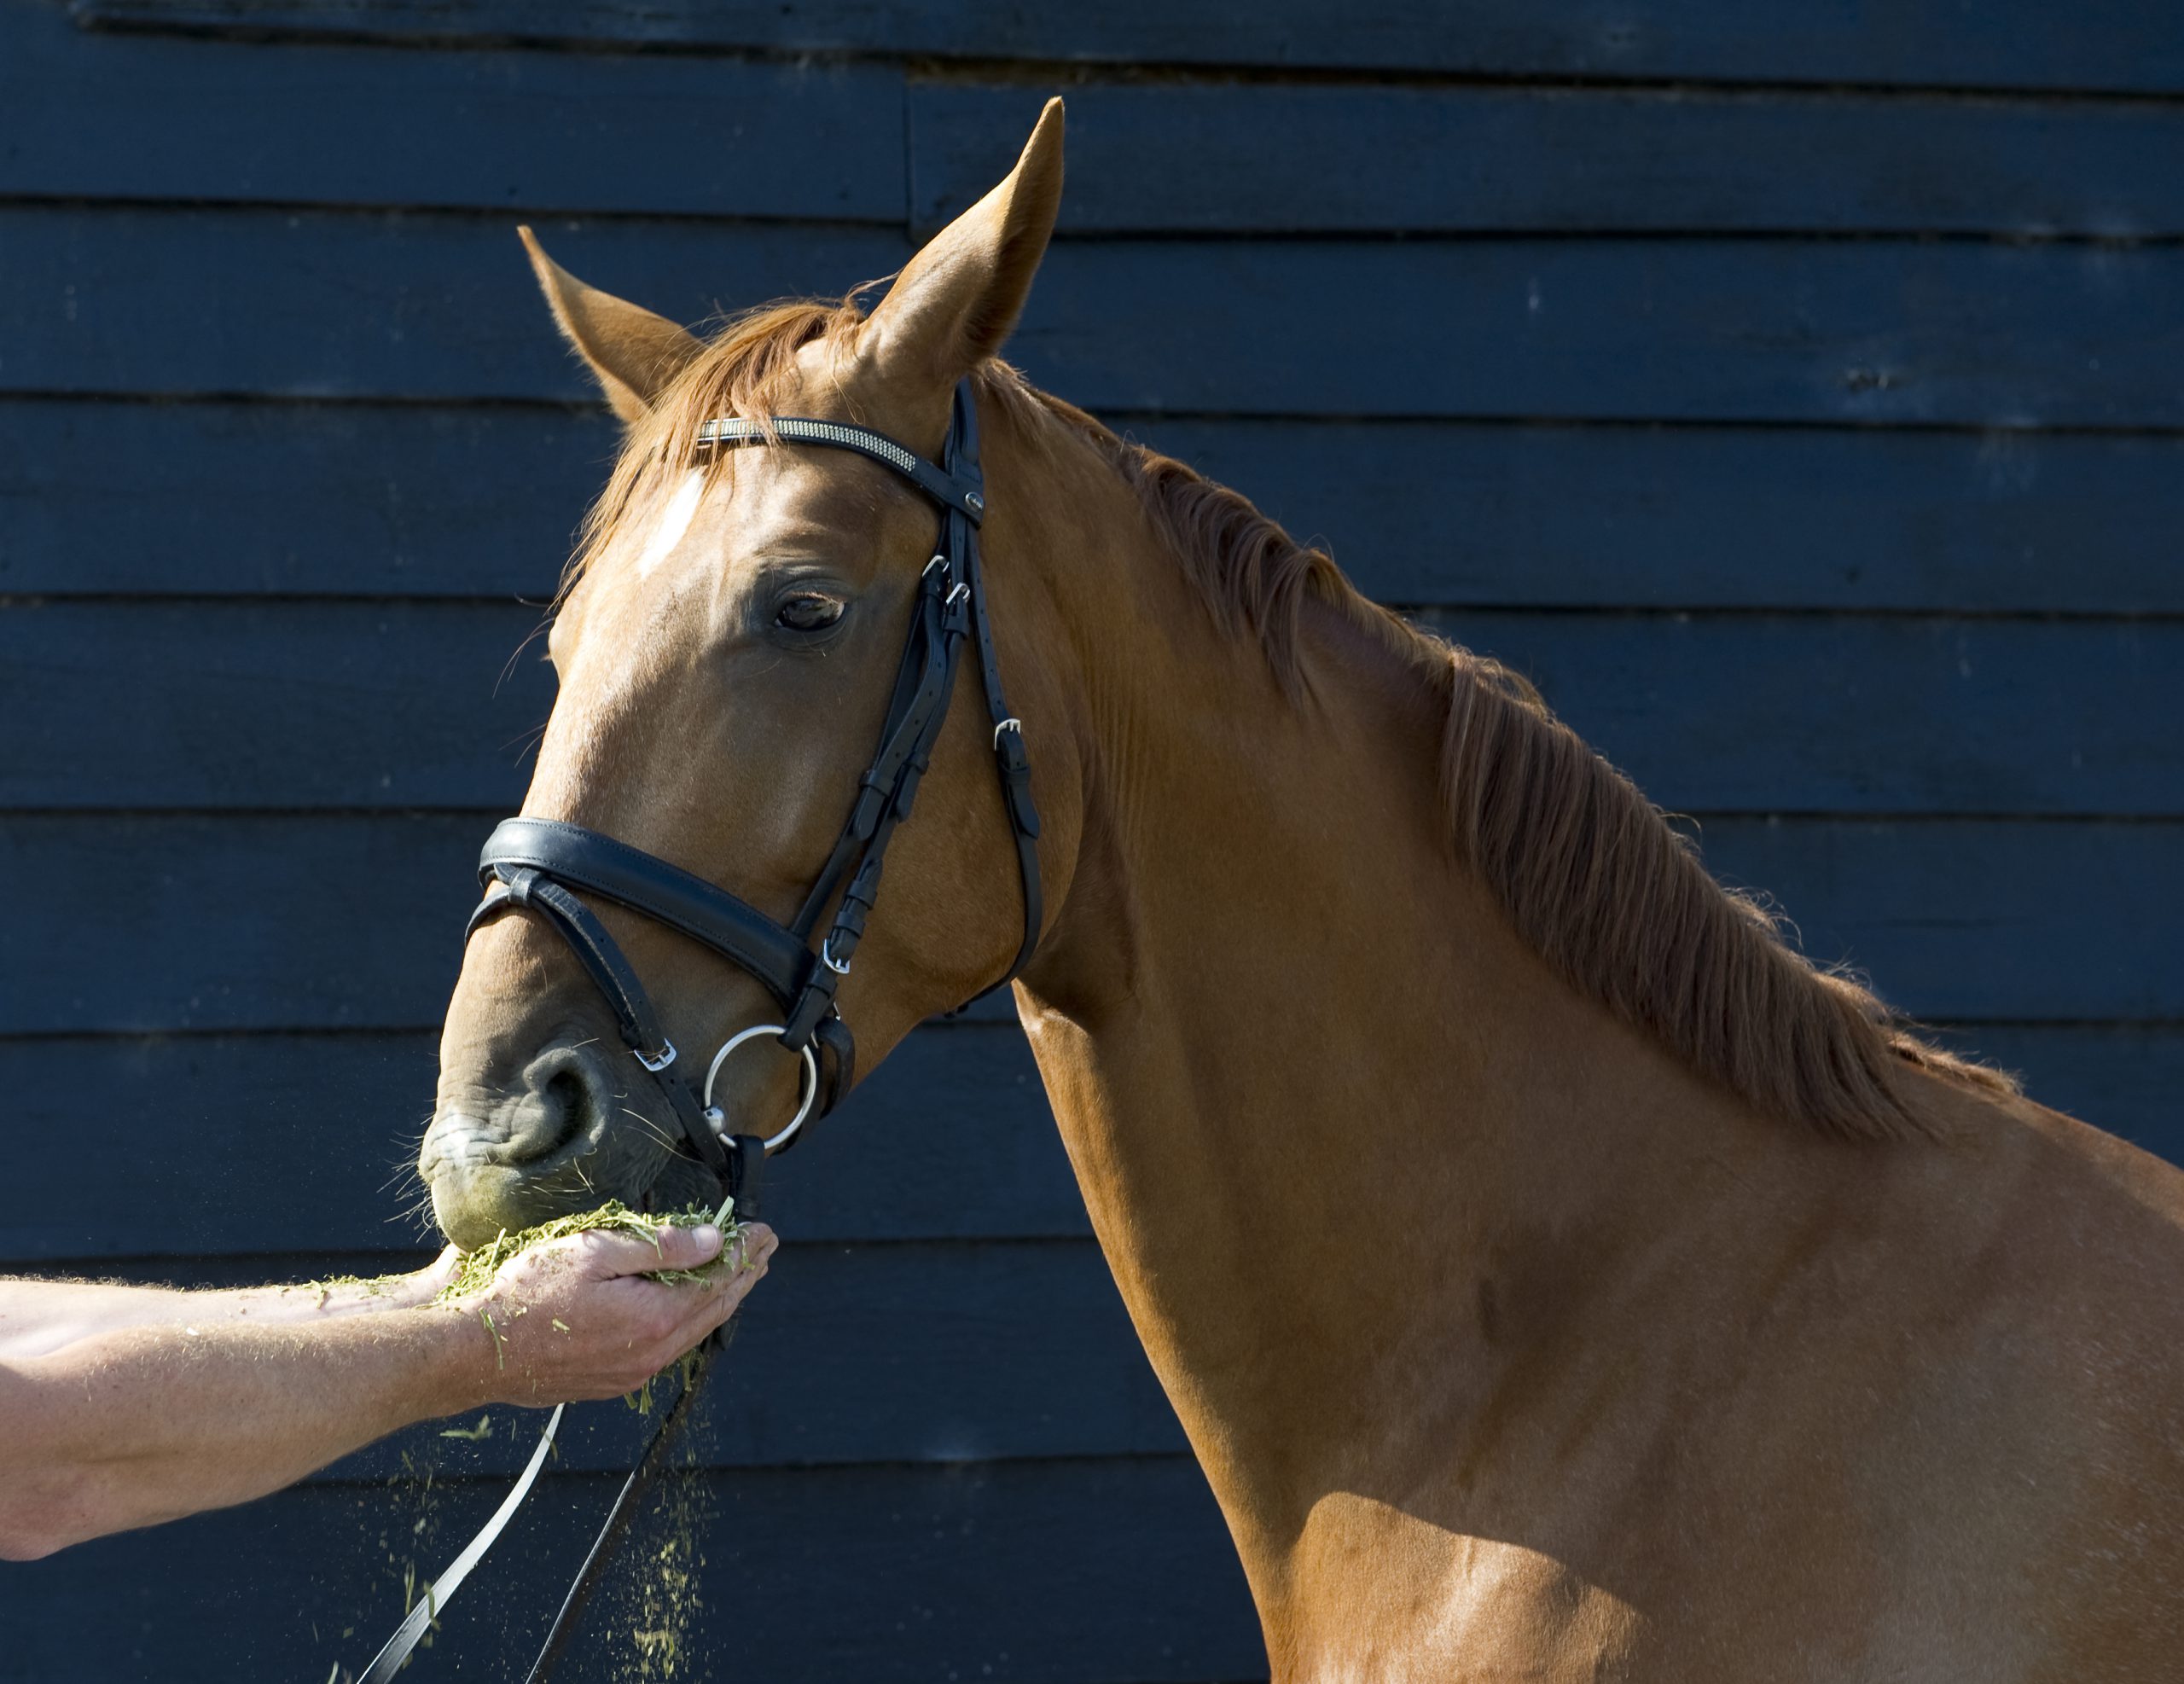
[0, 1221, 774, 1559]
[0, 1250, 464, 1362]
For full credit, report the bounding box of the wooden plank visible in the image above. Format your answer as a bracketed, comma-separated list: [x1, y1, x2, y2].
[3, 814, 2177, 1031]
[0, 600, 555, 810]
[67, 0, 2184, 96]
[8, 602, 2179, 815]
[0, 1025, 1085, 1255]
[9, 208, 2184, 427]
[4, 1456, 1262, 1682]
[0, 207, 907, 403]
[14, 0, 2178, 240]
[915, 81, 2184, 236]
[1695, 820, 2184, 1022]
[15, 400, 2184, 614]
[9, 1022, 2176, 1264]
[1432, 612, 2184, 818]
[1139, 418, 2184, 615]
[1, 0, 905, 218]
[0, 400, 598, 598]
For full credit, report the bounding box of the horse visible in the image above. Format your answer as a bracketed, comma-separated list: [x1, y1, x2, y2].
[421, 102, 2184, 1679]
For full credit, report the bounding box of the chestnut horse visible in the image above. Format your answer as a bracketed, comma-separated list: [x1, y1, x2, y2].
[422, 103, 2184, 1679]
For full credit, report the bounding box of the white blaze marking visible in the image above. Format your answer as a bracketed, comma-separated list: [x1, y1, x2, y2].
[634, 470, 706, 579]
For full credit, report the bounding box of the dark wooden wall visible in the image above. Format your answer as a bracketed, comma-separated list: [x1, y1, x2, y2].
[3, 0, 2180, 1677]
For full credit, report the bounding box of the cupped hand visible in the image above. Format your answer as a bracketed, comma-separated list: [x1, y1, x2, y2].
[454, 1222, 776, 1405]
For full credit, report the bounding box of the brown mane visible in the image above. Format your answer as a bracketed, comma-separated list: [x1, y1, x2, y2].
[572, 294, 2017, 1141]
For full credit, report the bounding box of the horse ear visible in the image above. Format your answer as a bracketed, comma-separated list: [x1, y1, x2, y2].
[517, 225, 705, 423]
[861, 98, 1065, 387]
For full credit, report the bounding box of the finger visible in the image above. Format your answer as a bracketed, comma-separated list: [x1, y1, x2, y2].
[729, 1223, 778, 1269]
[556, 1227, 714, 1280]
[645, 1223, 727, 1273]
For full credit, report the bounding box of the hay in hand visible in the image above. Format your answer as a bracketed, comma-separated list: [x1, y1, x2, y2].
[435, 1199, 742, 1305]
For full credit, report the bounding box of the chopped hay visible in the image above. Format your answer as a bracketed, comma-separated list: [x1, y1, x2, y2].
[435, 1199, 743, 1305]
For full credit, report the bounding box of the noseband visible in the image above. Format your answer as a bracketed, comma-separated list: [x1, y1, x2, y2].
[464, 377, 1042, 1202]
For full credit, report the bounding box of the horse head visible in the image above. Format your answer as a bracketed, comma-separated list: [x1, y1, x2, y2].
[422, 105, 1080, 1246]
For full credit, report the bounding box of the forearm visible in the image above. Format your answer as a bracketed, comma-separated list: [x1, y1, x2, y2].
[0, 1304, 495, 1559]
[0, 1265, 446, 1360]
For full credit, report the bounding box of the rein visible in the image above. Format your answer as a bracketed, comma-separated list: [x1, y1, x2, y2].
[355, 378, 1042, 1681]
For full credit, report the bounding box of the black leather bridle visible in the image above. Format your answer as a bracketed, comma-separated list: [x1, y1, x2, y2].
[465, 375, 1042, 1206]
[357, 379, 1043, 1684]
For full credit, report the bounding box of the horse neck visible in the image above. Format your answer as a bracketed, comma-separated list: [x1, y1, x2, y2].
[1004, 444, 1798, 1580]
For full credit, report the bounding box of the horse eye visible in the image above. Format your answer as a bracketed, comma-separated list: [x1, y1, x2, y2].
[775, 592, 845, 633]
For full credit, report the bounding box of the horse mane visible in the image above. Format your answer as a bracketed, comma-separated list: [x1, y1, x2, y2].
[574, 293, 2018, 1142]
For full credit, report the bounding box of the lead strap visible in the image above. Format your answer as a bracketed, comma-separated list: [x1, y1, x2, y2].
[357, 1402, 566, 1683]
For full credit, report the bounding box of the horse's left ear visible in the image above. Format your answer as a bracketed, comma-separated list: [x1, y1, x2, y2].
[860, 98, 1065, 387]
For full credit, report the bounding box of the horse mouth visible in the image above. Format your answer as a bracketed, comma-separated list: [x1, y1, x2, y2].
[420, 1038, 688, 1246]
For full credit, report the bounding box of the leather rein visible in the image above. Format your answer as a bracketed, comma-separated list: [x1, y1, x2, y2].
[357, 377, 1042, 1681]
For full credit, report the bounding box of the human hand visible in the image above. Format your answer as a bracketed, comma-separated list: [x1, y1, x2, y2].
[452, 1222, 776, 1405]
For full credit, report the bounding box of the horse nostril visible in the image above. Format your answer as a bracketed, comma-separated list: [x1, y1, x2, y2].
[502, 1042, 613, 1163]
[540, 1067, 590, 1134]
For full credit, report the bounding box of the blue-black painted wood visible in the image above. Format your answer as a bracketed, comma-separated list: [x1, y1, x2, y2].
[0, 1025, 1080, 1254]
[8, 602, 2179, 816]
[10, 209, 2184, 427]
[67, 0, 2184, 95]
[14, 399, 2184, 614]
[3, 1456, 1263, 1682]
[1138, 418, 2184, 615]
[3, 814, 2175, 1032]
[914, 81, 2184, 236]
[0, 0, 904, 219]
[7, 1023, 2177, 1264]
[19, 0, 2184, 238]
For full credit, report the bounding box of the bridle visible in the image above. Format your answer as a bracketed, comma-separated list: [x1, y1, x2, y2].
[357, 377, 1043, 1682]
[465, 374, 1042, 1205]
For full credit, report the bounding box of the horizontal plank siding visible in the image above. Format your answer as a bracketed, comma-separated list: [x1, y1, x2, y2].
[5, 815, 2177, 1032]
[9, 602, 2178, 815]
[913, 82, 2184, 236]
[0, 208, 906, 402]
[1429, 613, 2184, 817]
[10, 210, 2184, 426]
[0, 1025, 1082, 1254]
[2, 1457, 1262, 1682]
[8, 1023, 2177, 1263]
[1, 0, 905, 218]
[67, 0, 2184, 94]
[15, 399, 2184, 613]
[1139, 419, 2184, 614]
[0, 601, 557, 809]
[20, 0, 2184, 240]
[10, 10, 2181, 1683]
